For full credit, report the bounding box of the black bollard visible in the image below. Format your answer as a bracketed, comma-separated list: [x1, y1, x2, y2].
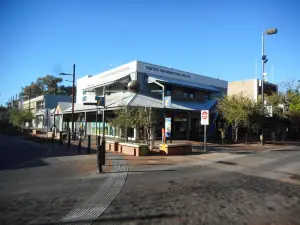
[101, 138, 106, 165]
[52, 131, 55, 144]
[73, 128, 77, 141]
[68, 130, 71, 149]
[97, 135, 101, 146]
[97, 144, 102, 173]
[78, 137, 82, 154]
[59, 131, 63, 146]
[87, 135, 91, 154]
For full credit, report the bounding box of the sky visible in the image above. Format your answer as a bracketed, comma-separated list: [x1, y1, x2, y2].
[0, 0, 299, 105]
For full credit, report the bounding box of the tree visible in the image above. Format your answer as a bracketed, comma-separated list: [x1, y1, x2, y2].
[217, 94, 258, 143]
[58, 85, 76, 96]
[112, 106, 157, 148]
[20, 82, 44, 101]
[8, 108, 34, 127]
[36, 75, 63, 95]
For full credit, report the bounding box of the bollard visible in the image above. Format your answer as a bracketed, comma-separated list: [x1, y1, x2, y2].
[96, 144, 102, 173]
[87, 135, 91, 154]
[52, 131, 55, 144]
[68, 130, 71, 149]
[97, 136, 101, 146]
[73, 128, 77, 141]
[78, 137, 82, 154]
[59, 131, 63, 146]
[101, 138, 106, 165]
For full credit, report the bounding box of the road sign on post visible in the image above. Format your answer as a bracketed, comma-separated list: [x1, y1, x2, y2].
[201, 110, 209, 151]
[201, 110, 209, 125]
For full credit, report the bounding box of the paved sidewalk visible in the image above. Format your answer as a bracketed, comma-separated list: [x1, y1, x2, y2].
[0, 136, 128, 225]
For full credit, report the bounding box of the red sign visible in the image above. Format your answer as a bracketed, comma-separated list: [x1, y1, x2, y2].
[201, 110, 209, 125]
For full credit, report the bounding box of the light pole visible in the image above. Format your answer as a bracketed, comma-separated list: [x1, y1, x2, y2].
[60, 64, 76, 135]
[261, 28, 277, 145]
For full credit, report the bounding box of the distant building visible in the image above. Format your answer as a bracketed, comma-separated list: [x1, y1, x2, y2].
[228, 79, 278, 102]
[20, 94, 72, 130]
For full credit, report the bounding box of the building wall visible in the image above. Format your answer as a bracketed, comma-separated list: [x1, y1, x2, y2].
[228, 79, 258, 101]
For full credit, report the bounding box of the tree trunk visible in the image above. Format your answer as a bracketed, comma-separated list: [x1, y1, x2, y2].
[235, 127, 239, 143]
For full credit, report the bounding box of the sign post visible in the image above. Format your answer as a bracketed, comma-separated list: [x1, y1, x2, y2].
[165, 117, 171, 143]
[201, 110, 209, 151]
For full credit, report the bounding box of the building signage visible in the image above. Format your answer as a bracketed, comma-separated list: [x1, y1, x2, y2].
[201, 110, 209, 125]
[95, 96, 105, 106]
[86, 61, 137, 89]
[144, 65, 192, 79]
[165, 117, 171, 138]
[164, 96, 171, 107]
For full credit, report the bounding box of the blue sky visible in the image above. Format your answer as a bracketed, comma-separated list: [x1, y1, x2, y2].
[0, 0, 299, 105]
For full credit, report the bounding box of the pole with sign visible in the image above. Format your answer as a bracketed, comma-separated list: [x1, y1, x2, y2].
[201, 110, 209, 151]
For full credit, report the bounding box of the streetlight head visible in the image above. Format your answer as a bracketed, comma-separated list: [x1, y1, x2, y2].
[264, 28, 278, 35]
[59, 73, 71, 76]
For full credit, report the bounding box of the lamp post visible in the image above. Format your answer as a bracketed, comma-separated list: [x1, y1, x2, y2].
[261, 28, 277, 145]
[60, 64, 76, 135]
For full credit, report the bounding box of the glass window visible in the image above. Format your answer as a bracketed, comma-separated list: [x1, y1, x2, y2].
[166, 90, 172, 96]
[184, 92, 188, 98]
[190, 93, 195, 99]
[82, 90, 87, 95]
[82, 96, 87, 102]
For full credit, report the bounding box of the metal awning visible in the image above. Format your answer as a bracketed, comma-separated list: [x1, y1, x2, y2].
[147, 75, 220, 93]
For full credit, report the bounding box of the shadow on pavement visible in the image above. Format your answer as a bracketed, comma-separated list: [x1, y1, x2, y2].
[0, 134, 97, 171]
[105, 169, 177, 173]
[37, 213, 175, 225]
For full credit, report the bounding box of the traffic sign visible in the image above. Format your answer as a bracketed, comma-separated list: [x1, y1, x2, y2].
[201, 110, 209, 125]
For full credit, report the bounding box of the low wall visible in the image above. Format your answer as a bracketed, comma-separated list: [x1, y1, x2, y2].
[106, 140, 118, 152]
[159, 143, 192, 155]
[118, 142, 148, 156]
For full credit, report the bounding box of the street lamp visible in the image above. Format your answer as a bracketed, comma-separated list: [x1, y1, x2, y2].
[59, 64, 76, 135]
[261, 28, 277, 145]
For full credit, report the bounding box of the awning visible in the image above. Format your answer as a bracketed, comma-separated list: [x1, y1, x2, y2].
[147, 75, 220, 93]
[128, 94, 217, 111]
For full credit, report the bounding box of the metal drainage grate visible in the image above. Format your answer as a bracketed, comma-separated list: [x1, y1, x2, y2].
[216, 161, 237, 166]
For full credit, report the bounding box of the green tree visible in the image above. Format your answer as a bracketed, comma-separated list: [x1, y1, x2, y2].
[36, 75, 63, 95]
[217, 94, 258, 143]
[20, 82, 44, 101]
[8, 109, 34, 127]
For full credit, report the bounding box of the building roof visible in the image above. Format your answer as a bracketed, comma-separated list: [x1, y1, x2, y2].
[63, 92, 135, 113]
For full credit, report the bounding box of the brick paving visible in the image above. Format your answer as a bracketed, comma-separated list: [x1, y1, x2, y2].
[94, 161, 300, 225]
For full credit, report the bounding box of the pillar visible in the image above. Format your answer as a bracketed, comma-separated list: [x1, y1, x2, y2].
[186, 112, 191, 140]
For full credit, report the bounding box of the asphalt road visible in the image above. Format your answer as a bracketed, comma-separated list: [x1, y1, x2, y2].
[0, 135, 51, 170]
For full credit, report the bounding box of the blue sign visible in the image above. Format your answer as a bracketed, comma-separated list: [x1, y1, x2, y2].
[95, 96, 105, 106]
[164, 96, 171, 107]
[165, 117, 171, 138]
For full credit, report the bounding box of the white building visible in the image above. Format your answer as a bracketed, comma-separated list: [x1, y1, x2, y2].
[58, 60, 228, 140]
[21, 94, 72, 130]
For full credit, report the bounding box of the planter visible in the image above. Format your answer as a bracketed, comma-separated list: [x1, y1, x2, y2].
[159, 143, 192, 155]
[106, 140, 119, 152]
[118, 142, 149, 156]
